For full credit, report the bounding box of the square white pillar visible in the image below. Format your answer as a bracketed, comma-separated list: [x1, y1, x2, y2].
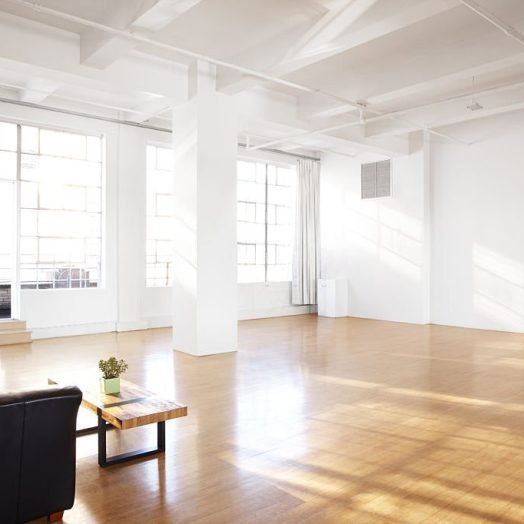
[172, 87, 237, 356]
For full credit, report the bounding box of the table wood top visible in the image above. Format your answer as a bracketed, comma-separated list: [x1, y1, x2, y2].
[49, 378, 187, 430]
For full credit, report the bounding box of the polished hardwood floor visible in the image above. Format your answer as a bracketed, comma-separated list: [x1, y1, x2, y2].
[3, 314, 524, 523]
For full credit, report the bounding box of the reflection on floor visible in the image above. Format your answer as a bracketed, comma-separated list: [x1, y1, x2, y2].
[2, 314, 524, 523]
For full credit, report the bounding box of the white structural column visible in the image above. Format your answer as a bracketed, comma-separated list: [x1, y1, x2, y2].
[172, 61, 237, 356]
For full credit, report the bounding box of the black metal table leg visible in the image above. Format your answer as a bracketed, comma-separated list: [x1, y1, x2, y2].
[158, 421, 165, 451]
[97, 408, 107, 467]
[76, 411, 167, 467]
[95, 416, 166, 468]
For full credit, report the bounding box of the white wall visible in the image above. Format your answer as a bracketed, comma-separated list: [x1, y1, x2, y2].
[320, 134, 431, 324]
[431, 112, 524, 333]
[321, 113, 524, 334]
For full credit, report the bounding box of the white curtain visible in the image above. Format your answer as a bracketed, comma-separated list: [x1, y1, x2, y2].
[292, 158, 320, 305]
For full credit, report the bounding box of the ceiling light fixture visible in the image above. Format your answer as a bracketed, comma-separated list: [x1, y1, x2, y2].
[467, 76, 483, 112]
[466, 101, 483, 112]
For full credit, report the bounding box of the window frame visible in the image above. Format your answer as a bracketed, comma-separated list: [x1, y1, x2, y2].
[145, 142, 174, 288]
[14, 122, 105, 291]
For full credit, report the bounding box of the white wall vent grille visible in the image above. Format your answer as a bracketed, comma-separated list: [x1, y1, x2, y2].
[361, 159, 391, 199]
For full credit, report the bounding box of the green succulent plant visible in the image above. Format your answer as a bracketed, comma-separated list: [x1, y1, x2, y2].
[98, 357, 128, 380]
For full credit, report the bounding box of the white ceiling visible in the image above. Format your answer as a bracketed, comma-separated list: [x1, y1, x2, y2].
[0, 0, 523, 157]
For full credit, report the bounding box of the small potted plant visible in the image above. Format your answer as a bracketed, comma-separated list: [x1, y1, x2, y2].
[99, 357, 128, 394]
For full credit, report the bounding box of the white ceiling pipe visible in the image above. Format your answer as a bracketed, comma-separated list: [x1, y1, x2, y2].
[249, 77, 524, 150]
[5, 0, 465, 145]
[460, 0, 524, 47]
[249, 109, 468, 150]
[0, 95, 170, 132]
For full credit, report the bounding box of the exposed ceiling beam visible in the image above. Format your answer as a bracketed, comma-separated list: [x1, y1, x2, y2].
[81, 0, 203, 69]
[273, 0, 458, 76]
[218, 0, 457, 94]
[239, 113, 408, 157]
[280, 0, 379, 67]
[218, 0, 379, 94]
[460, 0, 524, 48]
[364, 80, 524, 136]
[17, 78, 62, 104]
[123, 97, 172, 123]
[246, 107, 468, 151]
[4, 0, 465, 145]
[370, 99, 524, 139]
[0, 79, 172, 122]
[0, 13, 187, 102]
[365, 82, 524, 138]
[81, 0, 154, 69]
[131, 0, 203, 32]
[283, 77, 524, 144]
[298, 53, 524, 121]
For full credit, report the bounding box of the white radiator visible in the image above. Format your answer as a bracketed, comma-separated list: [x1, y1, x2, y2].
[317, 279, 348, 318]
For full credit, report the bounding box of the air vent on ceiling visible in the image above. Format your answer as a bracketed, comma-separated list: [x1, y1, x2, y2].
[361, 159, 391, 199]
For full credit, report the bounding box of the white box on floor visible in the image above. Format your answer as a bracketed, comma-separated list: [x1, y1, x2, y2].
[317, 279, 348, 317]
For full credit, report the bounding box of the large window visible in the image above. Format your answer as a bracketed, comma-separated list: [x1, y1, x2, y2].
[0, 122, 17, 289]
[237, 159, 296, 283]
[19, 125, 103, 289]
[146, 144, 174, 287]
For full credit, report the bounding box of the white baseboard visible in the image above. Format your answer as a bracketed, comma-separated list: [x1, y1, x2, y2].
[31, 322, 116, 340]
[238, 305, 315, 321]
[31, 318, 172, 340]
[144, 316, 172, 329]
[30, 310, 315, 340]
[115, 320, 148, 332]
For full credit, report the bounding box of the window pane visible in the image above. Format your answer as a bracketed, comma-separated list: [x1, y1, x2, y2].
[21, 126, 38, 154]
[238, 160, 256, 181]
[86, 136, 101, 162]
[86, 187, 101, 212]
[39, 128, 87, 159]
[20, 182, 37, 208]
[238, 265, 264, 283]
[0, 122, 17, 152]
[238, 201, 255, 222]
[267, 265, 291, 282]
[0, 151, 16, 181]
[156, 194, 173, 216]
[146, 144, 174, 287]
[156, 147, 173, 171]
[238, 243, 256, 265]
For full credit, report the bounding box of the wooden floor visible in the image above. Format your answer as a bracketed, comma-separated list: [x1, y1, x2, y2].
[3, 315, 524, 523]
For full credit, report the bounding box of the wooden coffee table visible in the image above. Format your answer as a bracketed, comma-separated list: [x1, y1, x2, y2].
[49, 378, 187, 467]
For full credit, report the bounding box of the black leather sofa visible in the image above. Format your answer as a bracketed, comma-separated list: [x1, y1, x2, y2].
[0, 386, 82, 523]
